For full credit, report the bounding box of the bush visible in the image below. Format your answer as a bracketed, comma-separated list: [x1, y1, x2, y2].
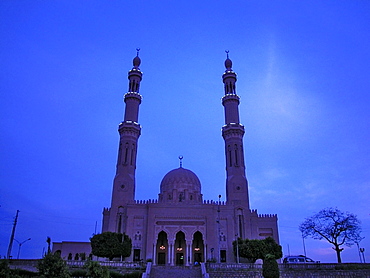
[262, 255, 279, 278]
[13, 268, 39, 277]
[37, 253, 71, 278]
[110, 271, 125, 278]
[70, 269, 88, 276]
[84, 260, 109, 278]
[123, 272, 142, 278]
[0, 260, 14, 278]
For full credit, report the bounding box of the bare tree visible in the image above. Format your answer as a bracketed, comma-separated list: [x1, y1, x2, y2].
[299, 208, 363, 263]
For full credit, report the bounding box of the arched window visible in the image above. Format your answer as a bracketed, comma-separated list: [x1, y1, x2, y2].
[117, 206, 124, 233]
[236, 209, 244, 238]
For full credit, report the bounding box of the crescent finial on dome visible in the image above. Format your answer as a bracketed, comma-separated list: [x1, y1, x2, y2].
[179, 155, 184, 168]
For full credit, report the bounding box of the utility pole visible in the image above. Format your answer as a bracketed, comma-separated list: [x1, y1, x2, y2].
[7, 210, 20, 259]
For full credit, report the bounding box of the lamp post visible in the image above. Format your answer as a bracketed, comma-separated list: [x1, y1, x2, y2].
[14, 238, 31, 259]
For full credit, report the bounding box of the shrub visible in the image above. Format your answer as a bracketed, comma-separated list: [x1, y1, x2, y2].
[123, 272, 142, 278]
[262, 254, 279, 278]
[84, 260, 109, 278]
[70, 269, 88, 276]
[13, 268, 39, 277]
[0, 260, 13, 278]
[110, 271, 125, 278]
[37, 253, 71, 278]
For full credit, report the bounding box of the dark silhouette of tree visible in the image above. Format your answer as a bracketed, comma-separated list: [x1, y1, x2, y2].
[37, 253, 71, 278]
[262, 254, 280, 278]
[46, 236, 51, 254]
[299, 207, 363, 263]
[84, 260, 109, 278]
[90, 232, 132, 261]
[233, 237, 282, 263]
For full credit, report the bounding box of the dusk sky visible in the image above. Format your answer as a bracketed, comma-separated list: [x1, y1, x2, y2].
[1, 1, 369, 263]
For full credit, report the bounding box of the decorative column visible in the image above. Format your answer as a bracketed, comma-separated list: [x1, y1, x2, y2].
[188, 243, 192, 265]
[153, 244, 156, 266]
[170, 242, 174, 266]
[204, 244, 207, 263]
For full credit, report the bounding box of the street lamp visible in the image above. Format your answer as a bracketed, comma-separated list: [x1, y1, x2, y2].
[14, 238, 31, 259]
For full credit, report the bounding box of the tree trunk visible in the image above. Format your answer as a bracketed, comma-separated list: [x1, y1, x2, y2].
[334, 245, 342, 263]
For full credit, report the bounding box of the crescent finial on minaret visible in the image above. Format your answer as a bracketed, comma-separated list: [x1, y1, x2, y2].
[133, 48, 141, 68]
[224, 50, 232, 70]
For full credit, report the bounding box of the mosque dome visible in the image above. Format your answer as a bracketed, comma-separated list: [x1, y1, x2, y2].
[160, 167, 201, 193]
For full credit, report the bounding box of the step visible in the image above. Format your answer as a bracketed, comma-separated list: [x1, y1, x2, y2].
[150, 265, 202, 278]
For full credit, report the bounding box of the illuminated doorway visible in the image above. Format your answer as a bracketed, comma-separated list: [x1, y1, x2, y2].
[175, 231, 186, 265]
[192, 231, 204, 263]
[156, 231, 168, 265]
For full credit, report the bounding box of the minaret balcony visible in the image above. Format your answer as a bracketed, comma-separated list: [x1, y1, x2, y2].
[222, 93, 240, 105]
[124, 92, 142, 102]
[118, 121, 141, 136]
[222, 123, 245, 139]
[128, 69, 143, 77]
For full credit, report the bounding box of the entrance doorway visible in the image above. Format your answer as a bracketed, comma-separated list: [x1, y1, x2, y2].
[220, 250, 226, 262]
[133, 249, 140, 262]
[175, 231, 186, 265]
[192, 231, 204, 263]
[176, 253, 184, 265]
[194, 253, 202, 263]
[156, 231, 168, 265]
[158, 252, 166, 265]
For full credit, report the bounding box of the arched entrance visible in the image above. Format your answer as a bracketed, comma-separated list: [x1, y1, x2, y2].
[156, 231, 168, 265]
[192, 231, 204, 263]
[175, 231, 186, 265]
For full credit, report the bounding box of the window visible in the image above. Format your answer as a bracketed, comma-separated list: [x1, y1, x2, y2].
[220, 250, 226, 262]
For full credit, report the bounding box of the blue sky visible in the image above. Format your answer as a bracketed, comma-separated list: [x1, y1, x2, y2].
[1, 1, 369, 263]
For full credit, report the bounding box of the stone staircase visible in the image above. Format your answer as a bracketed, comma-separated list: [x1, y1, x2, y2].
[150, 265, 202, 278]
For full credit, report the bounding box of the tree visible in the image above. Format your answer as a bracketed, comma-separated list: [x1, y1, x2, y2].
[90, 232, 132, 260]
[299, 207, 363, 263]
[37, 253, 71, 278]
[233, 237, 282, 263]
[84, 260, 109, 278]
[46, 237, 51, 254]
[262, 254, 280, 278]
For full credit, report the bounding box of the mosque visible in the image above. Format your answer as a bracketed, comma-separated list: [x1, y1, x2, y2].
[52, 52, 279, 265]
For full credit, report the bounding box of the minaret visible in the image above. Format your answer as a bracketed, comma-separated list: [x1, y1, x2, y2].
[107, 50, 143, 232]
[221, 51, 250, 208]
